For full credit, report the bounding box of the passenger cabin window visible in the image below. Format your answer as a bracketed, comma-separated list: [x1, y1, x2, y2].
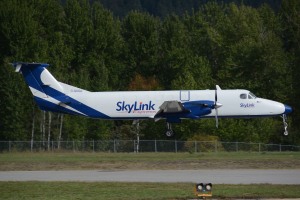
[240, 94, 247, 99]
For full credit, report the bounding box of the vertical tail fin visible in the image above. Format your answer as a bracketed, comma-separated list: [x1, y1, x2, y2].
[12, 62, 72, 113]
[11, 62, 115, 118]
[12, 62, 64, 98]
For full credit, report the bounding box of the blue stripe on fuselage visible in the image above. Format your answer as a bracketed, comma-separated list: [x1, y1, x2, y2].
[34, 96, 86, 116]
[34, 87, 110, 119]
[200, 114, 281, 119]
[17, 63, 110, 119]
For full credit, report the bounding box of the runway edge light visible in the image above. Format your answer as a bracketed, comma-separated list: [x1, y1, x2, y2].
[194, 183, 212, 198]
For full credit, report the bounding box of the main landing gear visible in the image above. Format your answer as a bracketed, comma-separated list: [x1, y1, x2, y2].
[282, 114, 289, 136]
[165, 122, 175, 137]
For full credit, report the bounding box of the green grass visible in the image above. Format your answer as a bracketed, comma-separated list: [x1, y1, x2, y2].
[1, 152, 300, 199]
[0, 152, 300, 170]
[1, 182, 300, 200]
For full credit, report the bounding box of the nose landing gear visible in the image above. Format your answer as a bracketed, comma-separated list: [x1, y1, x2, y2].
[165, 122, 175, 137]
[282, 114, 288, 136]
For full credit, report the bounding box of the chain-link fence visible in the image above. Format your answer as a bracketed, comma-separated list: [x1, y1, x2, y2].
[0, 140, 299, 153]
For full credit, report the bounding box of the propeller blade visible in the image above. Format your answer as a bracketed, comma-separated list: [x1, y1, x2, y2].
[215, 88, 217, 103]
[215, 85, 218, 127]
[215, 107, 219, 128]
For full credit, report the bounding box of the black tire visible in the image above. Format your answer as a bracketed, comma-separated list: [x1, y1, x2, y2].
[165, 130, 175, 137]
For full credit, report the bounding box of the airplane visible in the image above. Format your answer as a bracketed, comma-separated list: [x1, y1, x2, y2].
[12, 62, 292, 137]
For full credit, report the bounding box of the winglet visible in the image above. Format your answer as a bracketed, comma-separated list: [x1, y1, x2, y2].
[216, 85, 221, 90]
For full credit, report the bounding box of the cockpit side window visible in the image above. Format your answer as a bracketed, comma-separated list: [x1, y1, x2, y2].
[240, 93, 247, 99]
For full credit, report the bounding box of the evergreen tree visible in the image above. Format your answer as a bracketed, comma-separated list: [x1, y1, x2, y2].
[0, 0, 45, 140]
[0, 0, 298, 143]
[280, 0, 300, 141]
[121, 11, 160, 80]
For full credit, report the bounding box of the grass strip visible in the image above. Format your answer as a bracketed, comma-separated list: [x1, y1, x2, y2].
[1, 152, 300, 170]
[0, 182, 300, 200]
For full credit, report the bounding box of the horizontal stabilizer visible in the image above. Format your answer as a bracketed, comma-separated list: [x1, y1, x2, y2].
[15, 63, 22, 72]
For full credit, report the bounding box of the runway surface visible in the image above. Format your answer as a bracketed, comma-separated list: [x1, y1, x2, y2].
[1, 169, 300, 184]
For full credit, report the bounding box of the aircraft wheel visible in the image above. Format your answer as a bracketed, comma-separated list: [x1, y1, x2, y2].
[165, 130, 175, 137]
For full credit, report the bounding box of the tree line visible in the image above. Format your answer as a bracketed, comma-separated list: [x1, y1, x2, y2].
[99, 0, 283, 18]
[0, 0, 299, 145]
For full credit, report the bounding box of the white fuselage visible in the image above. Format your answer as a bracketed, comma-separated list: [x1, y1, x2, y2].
[13, 62, 292, 137]
[67, 89, 286, 119]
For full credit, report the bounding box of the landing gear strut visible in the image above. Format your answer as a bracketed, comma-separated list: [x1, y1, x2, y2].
[165, 122, 175, 137]
[281, 114, 288, 136]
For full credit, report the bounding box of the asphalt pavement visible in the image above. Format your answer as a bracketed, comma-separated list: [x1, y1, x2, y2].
[1, 169, 300, 184]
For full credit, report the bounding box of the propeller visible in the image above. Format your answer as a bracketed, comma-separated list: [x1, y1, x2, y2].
[214, 85, 222, 128]
[215, 88, 218, 128]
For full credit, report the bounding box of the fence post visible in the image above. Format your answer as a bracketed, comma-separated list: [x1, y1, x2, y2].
[9, 141, 11, 152]
[73, 140, 75, 152]
[259, 143, 261, 153]
[92, 140, 95, 153]
[236, 142, 238, 152]
[280, 144, 282, 152]
[114, 140, 116, 153]
[215, 141, 218, 153]
[194, 141, 197, 153]
[31, 139, 33, 153]
[175, 140, 177, 153]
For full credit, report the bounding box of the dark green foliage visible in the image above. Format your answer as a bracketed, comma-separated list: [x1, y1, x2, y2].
[0, 0, 298, 144]
[99, 0, 282, 18]
[121, 11, 160, 79]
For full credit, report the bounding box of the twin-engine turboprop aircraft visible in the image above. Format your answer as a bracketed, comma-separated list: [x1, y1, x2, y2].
[12, 62, 292, 137]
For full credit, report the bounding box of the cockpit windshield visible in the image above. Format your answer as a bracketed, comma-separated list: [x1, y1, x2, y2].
[248, 92, 257, 99]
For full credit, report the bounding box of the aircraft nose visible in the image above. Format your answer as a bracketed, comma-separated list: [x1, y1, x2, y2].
[284, 104, 292, 114]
